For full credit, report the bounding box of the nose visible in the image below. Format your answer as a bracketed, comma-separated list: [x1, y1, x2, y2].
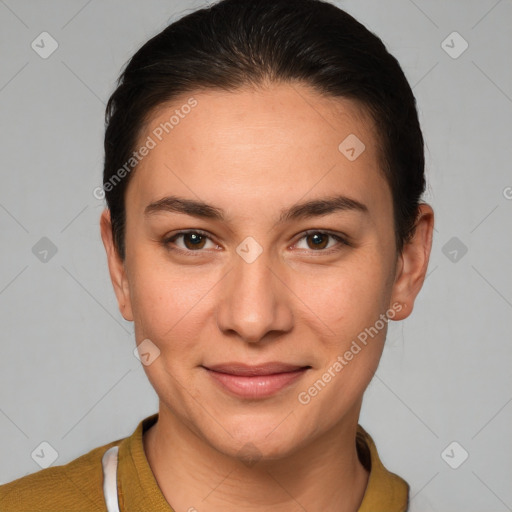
[215, 246, 294, 344]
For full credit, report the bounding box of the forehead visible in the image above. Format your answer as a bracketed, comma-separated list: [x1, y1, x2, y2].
[126, 83, 391, 220]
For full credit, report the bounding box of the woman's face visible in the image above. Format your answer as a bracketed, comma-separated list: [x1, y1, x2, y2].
[102, 83, 429, 460]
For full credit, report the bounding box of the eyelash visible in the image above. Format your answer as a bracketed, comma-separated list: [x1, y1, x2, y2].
[161, 229, 351, 256]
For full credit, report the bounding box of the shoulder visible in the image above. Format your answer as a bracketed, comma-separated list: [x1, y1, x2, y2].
[0, 438, 121, 512]
[356, 424, 410, 511]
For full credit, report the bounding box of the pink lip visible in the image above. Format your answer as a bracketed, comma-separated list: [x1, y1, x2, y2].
[202, 362, 310, 399]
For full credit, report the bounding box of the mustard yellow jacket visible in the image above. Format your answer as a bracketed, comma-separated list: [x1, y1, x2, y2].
[0, 414, 409, 511]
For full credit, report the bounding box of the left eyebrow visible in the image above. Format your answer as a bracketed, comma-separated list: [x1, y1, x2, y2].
[276, 195, 369, 224]
[143, 194, 368, 222]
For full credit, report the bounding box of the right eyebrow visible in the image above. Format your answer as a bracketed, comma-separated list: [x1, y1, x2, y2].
[144, 196, 225, 220]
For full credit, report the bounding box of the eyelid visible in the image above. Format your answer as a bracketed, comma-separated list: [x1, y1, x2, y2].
[292, 229, 351, 251]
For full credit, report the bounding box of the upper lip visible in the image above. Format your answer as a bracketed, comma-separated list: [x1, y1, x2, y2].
[203, 362, 310, 376]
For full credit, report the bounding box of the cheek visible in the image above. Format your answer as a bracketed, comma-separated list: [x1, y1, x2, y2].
[291, 251, 393, 339]
[127, 250, 221, 351]
[289, 251, 392, 410]
[128, 262, 212, 402]
[293, 264, 391, 423]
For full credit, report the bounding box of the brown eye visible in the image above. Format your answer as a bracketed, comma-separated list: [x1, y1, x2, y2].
[294, 231, 350, 252]
[181, 232, 207, 250]
[163, 230, 215, 252]
[306, 232, 329, 250]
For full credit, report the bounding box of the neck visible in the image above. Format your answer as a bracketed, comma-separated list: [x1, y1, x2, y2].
[143, 404, 369, 512]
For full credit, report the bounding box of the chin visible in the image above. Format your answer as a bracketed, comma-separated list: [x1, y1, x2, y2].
[203, 412, 308, 462]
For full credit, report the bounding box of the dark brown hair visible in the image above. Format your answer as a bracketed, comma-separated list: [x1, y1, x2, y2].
[103, 0, 426, 260]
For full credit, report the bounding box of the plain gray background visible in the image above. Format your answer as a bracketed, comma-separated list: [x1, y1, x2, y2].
[0, 1, 511, 510]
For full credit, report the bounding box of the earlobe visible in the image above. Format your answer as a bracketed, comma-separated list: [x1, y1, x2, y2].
[389, 203, 434, 321]
[99, 209, 134, 322]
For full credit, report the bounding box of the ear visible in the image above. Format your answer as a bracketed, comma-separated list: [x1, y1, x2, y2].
[389, 203, 434, 321]
[99, 208, 134, 322]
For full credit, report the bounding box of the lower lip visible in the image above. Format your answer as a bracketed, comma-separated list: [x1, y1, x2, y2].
[204, 368, 308, 399]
